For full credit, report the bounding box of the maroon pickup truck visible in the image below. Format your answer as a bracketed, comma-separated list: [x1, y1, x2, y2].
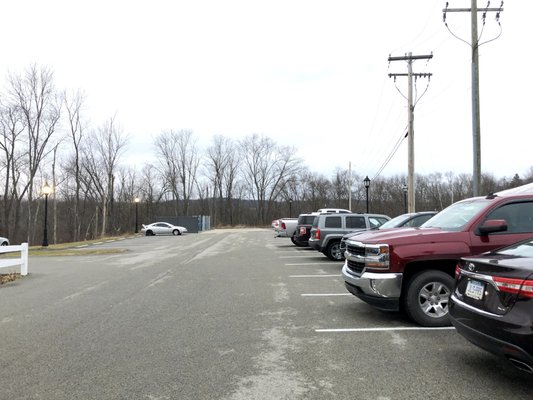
[342, 184, 533, 327]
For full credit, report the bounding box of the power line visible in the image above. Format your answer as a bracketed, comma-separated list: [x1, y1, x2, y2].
[372, 128, 408, 180]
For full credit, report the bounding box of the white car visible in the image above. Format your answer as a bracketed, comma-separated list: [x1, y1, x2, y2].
[141, 222, 188, 236]
[0, 236, 9, 246]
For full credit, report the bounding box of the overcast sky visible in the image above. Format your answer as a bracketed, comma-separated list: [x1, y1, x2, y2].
[1, 0, 530, 181]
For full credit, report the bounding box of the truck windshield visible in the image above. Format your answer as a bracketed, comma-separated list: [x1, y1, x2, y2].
[420, 199, 490, 231]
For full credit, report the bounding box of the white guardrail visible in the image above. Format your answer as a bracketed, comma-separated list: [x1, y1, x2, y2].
[0, 243, 29, 276]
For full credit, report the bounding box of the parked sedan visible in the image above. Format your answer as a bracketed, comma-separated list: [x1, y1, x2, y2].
[0, 236, 9, 246]
[450, 237, 533, 374]
[141, 222, 187, 236]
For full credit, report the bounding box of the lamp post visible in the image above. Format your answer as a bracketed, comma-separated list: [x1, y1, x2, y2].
[402, 183, 408, 214]
[134, 197, 140, 233]
[289, 198, 293, 218]
[363, 176, 370, 213]
[42, 182, 52, 247]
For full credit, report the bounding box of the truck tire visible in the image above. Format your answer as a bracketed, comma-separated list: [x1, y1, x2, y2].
[326, 241, 344, 261]
[403, 270, 454, 327]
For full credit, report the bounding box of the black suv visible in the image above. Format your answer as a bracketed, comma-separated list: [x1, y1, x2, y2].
[293, 213, 318, 247]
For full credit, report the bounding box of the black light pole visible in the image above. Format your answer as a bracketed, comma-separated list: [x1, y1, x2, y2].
[363, 176, 371, 213]
[402, 183, 408, 214]
[42, 182, 52, 247]
[289, 198, 293, 218]
[134, 197, 140, 233]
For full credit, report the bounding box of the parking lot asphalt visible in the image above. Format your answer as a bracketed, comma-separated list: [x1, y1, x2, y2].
[0, 228, 531, 399]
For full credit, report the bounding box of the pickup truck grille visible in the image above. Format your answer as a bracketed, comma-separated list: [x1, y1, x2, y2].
[345, 242, 365, 275]
[346, 243, 365, 256]
[347, 259, 364, 275]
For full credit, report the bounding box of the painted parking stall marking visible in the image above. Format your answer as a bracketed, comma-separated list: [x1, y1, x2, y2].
[286, 263, 341, 266]
[301, 293, 352, 297]
[279, 255, 322, 258]
[315, 327, 456, 333]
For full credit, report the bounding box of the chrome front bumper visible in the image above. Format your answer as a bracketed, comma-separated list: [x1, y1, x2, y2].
[341, 262, 403, 299]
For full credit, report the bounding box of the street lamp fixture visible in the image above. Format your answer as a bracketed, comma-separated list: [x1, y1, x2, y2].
[289, 198, 293, 218]
[363, 176, 371, 213]
[134, 197, 141, 233]
[42, 181, 53, 247]
[402, 183, 408, 214]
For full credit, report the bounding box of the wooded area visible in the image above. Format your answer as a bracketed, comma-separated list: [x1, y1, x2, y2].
[1, 65, 532, 245]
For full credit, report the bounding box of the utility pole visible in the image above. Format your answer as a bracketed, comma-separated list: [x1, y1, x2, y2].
[348, 161, 352, 211]
[444, 1, 503, 196]
[388, 52, 432, 213]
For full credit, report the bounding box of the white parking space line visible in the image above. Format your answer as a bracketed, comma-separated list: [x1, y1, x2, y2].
[301, 293, 351, 297]
[286, 263, 340, 266]
[289, 274, 340, 278]
[280, 255, 321, 258]
[274, 251, 312, 254]
[315, 327, 456, 333]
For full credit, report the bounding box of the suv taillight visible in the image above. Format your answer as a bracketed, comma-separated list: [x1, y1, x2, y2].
[281, 222, 286, 229]
[315, 229, 320, 240]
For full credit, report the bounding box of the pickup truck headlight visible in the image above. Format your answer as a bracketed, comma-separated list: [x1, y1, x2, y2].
[365, 244, 390, 269]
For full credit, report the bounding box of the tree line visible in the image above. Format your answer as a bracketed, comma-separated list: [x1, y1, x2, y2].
[1, 65, 532, 245]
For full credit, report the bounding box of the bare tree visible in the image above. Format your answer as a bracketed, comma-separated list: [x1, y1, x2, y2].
[240, 133, 301, 224]
[138, 164, 166, 223]
[204, 135, 241, 225]
[81, 117, 128, 237]
[154, 131, 181, 214]
[64, 89, 86, 241]
[0, 100, 26, 239]
[7, 64, 61, 242]
[154, 129, 200, 216]
[175, 130, 200, 215]
[298, 171, 332, 212]
[331, 168, 350, 209]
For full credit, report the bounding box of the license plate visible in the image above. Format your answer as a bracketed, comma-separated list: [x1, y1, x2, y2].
[465, 279, 485, 300]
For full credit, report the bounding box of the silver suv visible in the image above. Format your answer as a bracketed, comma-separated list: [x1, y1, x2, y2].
[309, 213, 390, 261]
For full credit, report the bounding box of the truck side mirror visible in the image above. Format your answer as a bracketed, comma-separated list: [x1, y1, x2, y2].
[478, 219, 508, 235]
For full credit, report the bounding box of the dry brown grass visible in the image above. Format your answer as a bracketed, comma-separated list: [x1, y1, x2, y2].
[0, 272, 21, 285]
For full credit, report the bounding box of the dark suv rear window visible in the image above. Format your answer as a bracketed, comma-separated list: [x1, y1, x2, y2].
[298, 215, 316, 225]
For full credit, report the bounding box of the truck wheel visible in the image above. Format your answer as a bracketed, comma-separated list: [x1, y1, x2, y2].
[403, 270, 454, 327]
[326, 241, 344, 261]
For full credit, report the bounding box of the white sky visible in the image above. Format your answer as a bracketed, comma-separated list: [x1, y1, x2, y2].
[1, 0, 530, 180]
